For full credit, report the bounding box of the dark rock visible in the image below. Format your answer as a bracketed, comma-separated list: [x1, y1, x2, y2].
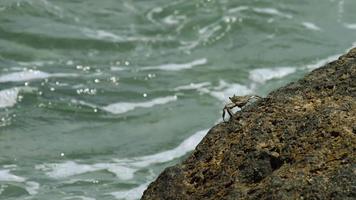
[141, 48, 356, 200]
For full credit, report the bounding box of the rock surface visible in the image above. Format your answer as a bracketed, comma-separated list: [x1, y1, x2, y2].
[141, 48, 356, 200]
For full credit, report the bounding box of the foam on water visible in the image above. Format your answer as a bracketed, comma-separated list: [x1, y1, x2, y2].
[249, 67, 297, 84]
[3, 164, 17, 169]
[304, 54, 342, 70]
[63, 196, 96, 200]
[304, 41, 356, 71]
[36, 161, 136, 180]
[110, 182, 149, 200]
[17, 60, 55, 67]
[146, 7, 164, 26]
[252, 8, 292, 19]
[210, 80, 253, 102]
[0, 88, 20, 108]
[70, 99, 98, 110]
[25, 181, 40, 195]
[163, 15, 186, 25]
[344, 23, 356, 30]
[0, 169, 26, 182]
[0, 70, 77, 83]
[36, 129, 208, 181]
[125, 129, 208, 168]
[82, 27, 171, 43]
[302, 22, 322, 31]
[0, 87, 37, 109]
[228, 6, 249, 13]
[0, 169, 40, 195]
[0, 186, 4, 195]
[110, 66, 127, 71]
[102, 95, 178, 114]
[82, 28, 122, 42]
[173, 82, 211, 91]
[140, 58, 207, 71]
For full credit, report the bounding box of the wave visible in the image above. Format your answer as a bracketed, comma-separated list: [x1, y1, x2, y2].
[0, 87, 37, 109]
[36, 129, 208, 180]
[17, 60, 56, 67]
[252, 7, 293, 19]
[140, 58, 207, 71]
[210, 80, 254, 102]
[0, 169, 40, 195]
[121, 129, 208, 168]
[36, 161, 136, 180]
[228, 6, 249, 13]
[304, 54, 342, 70]
[302, 22, 322, 31]
[249, 67, 297, 84]
[0, 88, 20, 109]
[110, 182, 149, 200]
[0, 169, 26, 182]
[344, 23, 356, 30]
[173, 82, 211, 91]
[102, 96, 178, 114]
[0, 70, 78, 83]
[63, 196, 96, 200]
[81, 27, 174, 43]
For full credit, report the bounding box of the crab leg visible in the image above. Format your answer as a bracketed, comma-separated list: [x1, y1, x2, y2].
[222, 103, 237, 121]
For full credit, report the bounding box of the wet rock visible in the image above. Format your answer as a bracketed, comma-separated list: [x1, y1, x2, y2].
[141, 48, 356, 200]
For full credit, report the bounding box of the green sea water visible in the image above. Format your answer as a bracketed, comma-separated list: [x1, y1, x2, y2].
[0, 0, 355, 199]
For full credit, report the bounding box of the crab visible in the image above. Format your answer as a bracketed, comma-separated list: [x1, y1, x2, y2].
[222, 95, 261, 121]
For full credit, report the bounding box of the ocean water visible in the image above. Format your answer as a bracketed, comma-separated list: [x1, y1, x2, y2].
[0, 0, 355, 199]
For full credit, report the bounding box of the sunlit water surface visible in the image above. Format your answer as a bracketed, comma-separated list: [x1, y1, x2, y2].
[0, 0, 355, 199]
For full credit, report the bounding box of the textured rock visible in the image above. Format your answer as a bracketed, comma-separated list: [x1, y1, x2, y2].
[141, 48, 356, 200]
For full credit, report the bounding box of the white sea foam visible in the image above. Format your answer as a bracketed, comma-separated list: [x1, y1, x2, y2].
[302, 22, 322, 31]
[70, 99, 98, 109]
[0, 185, 4, 195]
[17, 60, 55, 67]
[173, 82, 211, 91]
[72, 95, 178, 115]
[146, 7, 163, 26]
[0, 169, 26, 182]
[63, 196, 96, 200]
[0, 70, 77, 83]
[0, 88, 20, 108]
[36, 128, 208, 182]
[0, 169, 40, 195]
[25, 181, 40, 195]
[198, 24, 222, 37]
[141, 58, 207, 71]
[3, 164, 17, 169]
[0, 87, 37, 109]
[304, 54, 341, 70]
[110, 182, 149, 200]
[249, 67, 297, 84]
[110, 66, 127, 71]
[344, 23, 356, 30]
[252, 8, 292, 19]
[82, 28, 122, 41]
[0, 71, 50, 83]
[82, 27, 172, 43]
[125, 129, 208, 168]
[210, 80, 253, 102]
[102, 96, 178, 114]
[337, 0, 344, 22]
[163, 15, 186, 25]
[36, 161, 136, 180]
[228, 6, 249, 13]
